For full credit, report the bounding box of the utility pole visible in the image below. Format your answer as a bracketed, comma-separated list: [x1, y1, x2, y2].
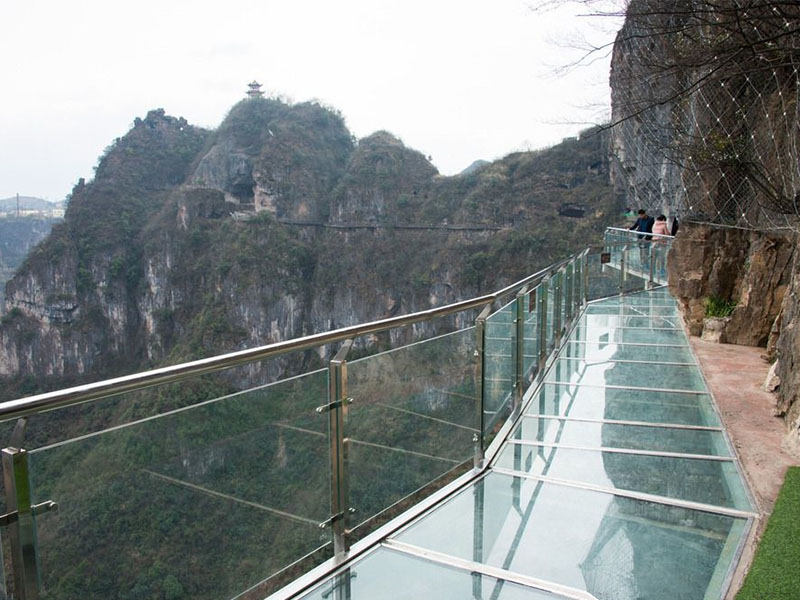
[16, 193, 20, 217]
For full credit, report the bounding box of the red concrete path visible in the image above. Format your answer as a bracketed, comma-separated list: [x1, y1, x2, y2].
[691, 338, 798, 513]
[690, 337, 799, 598]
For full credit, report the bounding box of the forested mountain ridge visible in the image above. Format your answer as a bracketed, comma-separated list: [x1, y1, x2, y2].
[0, 97, 619, 401]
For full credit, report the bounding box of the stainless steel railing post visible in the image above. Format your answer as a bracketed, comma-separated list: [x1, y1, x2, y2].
[582, 250, 589, 305]
[474, 305, 492, 469]
[565, 262, 574, 325]
[2, 420, 40, 600]
[648, 243, 655, 289]
[619, 246, 627, 295]
[553, 270, 563, 347]
[327, 341, 353, 558]
[513, 288, 526, 415]
[537, 276, 549, 374]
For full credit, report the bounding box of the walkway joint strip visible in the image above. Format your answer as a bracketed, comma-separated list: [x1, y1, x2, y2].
[577, 325, 683, 331]
[567, 340, 690, 348]
[491, 467, 757, 519]
[546, 381, 709, 395]
[555, 357, 697, 366]
[382, 540, 601, 600]
[522, 413, 723, 431]
[504, 440, 736, 461]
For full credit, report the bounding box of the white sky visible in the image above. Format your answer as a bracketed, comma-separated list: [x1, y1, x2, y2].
[0, 0, 621, 202]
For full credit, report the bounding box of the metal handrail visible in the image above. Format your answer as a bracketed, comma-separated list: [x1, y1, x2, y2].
[0, 252, 581, 422]
[606, 226, 674, 240]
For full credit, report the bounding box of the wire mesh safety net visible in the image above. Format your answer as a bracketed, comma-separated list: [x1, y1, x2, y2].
[609, 0, 800, 231]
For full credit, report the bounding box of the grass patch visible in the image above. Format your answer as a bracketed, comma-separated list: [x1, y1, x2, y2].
[704, 295, 737, 318]
[736, 467, 800, 600]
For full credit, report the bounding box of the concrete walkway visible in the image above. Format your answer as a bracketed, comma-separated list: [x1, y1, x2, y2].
[690, 337, 800, 598]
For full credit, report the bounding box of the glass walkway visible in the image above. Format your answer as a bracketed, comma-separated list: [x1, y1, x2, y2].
[0, 231, 753, 600]
[287, 289, 755, 600]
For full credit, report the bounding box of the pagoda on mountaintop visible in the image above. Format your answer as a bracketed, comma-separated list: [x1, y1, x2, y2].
[246, 81, 264, 98]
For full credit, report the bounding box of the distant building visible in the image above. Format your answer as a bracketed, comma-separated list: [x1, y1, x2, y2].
[246, 81, 264, 99]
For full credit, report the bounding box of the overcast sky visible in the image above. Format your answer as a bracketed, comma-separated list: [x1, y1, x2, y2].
[0, 0, 621, 202]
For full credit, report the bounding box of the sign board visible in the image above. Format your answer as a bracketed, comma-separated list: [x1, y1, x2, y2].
[600, 252, 611, 264]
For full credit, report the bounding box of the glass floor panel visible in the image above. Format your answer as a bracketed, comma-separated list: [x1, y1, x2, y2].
[395, 472, 748, 600]
[285, 288, 751, 600]
[561, 341, 696, 364]
[299, 546, 565, 600]
[574, 326, 688, 345]
[589, 297, 677, 307]
[545, 358, 708, 392]
[493, 445, 752, 511]
[510, 417, 731, 456]
[526, 383, 721, 427]
[580, 314, 683, 330]
[584, 305, 680, 316]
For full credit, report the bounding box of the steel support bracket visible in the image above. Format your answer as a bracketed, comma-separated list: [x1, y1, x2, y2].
[2, 421, 41, 600]
[0, 501, 58, 528]
[316, 398, 353, 414]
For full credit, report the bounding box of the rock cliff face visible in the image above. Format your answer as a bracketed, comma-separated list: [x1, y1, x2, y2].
[0, 99, 619, 400]
[667, 223, 794, 346]
[0, 217, 62, 313]
[775, 254, 800, 453]
[610, 1, 800, 446]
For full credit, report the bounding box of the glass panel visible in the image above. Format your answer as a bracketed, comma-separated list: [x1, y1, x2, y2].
[512, 417, 731, 456]
[586, 251, 620, 301]
[572, 259, 582, 313]
[396, 472, 747, 600]
[494, 445, 752, 511]
[484, 301, 515, 435]
[525, 383, 721, 427]
[347, 328, 478, 531]
[28, 370, 332, 600]
[545, 358, 707, 392]
[523, 286, 540, 381]
[547, 277, 557, 351]
[562, 340, 695, 364]
[300, 546, 567, 600]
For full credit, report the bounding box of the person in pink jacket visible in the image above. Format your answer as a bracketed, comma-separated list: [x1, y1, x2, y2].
[652, 214, 671, 279]
[652, 214, 671, 239]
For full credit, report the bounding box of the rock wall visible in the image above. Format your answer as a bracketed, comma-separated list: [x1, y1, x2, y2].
[775, 239, 800, 452]
[0, 217, 62, 314]
[610, 1, 800, 447]
[667, 222, 794, 346]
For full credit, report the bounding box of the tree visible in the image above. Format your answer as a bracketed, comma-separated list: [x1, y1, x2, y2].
[535, 1, 800, 229]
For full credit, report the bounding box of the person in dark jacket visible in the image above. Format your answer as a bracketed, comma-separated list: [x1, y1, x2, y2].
[629, 209, 655, 239]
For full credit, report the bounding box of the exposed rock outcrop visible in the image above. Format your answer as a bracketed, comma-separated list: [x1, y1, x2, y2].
[667, 222, 793, 345]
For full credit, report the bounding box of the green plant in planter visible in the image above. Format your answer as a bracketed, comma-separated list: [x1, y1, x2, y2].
[704, 295, 737, 318]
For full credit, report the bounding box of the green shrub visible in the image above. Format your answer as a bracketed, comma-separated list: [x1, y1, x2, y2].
[704, 295, 737, 318]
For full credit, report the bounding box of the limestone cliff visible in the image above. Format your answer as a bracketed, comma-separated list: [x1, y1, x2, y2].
[0, 97, 618, 401]
[0, 217, 61, 313]
[609, 1, 800, 447]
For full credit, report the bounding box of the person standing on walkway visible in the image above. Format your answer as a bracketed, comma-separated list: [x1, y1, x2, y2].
[628, 209, 655, 270]
[652, 214, 670, 238]
[629, 209, 655, 239]
[652, 214, 671, 280]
